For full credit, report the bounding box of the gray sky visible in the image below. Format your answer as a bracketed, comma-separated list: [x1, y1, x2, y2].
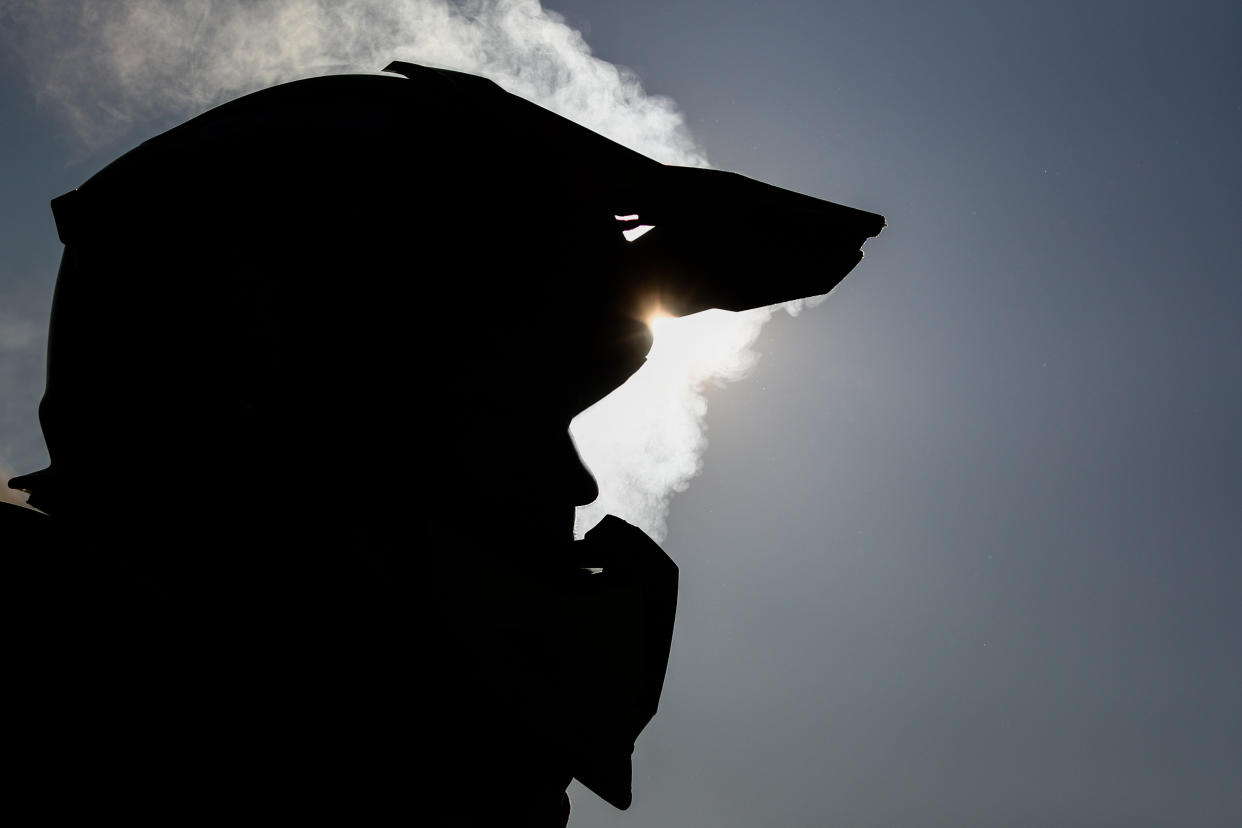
[3, 1, 1241, 825]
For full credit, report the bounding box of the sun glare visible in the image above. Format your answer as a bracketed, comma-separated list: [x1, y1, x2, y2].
[573, 303, 770, 538]
[640, 305, 770, 386]
[646, 307, 676, 334]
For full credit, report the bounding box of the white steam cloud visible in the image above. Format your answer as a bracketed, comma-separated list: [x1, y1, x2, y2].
[3, 0, 812, 540]
[2, 0, 702, 163]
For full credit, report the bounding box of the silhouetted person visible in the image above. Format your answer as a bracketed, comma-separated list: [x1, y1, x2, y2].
[5, 63, 882, 825]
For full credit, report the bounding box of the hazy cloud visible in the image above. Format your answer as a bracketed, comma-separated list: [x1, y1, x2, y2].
[1, 0, 703, 165]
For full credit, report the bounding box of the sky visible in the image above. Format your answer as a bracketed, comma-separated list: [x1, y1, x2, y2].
[2, 1, 1241, 825]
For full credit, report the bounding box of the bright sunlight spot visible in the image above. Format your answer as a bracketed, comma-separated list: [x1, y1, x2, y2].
[572, 304, 772, 539]
[646, 306, 676, 334]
